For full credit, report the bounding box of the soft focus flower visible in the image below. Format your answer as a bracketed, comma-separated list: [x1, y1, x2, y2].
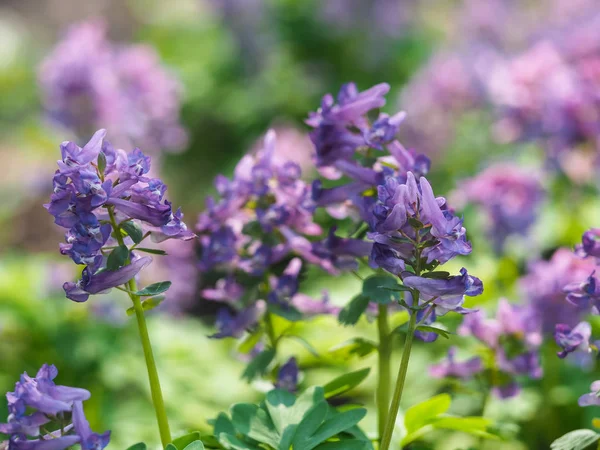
[555, 321, 592, 358]
[210, 301, 266, 339]
[457, 299, 543, 398]
[429, 347, 483, 379]
[44, 130, 193, 302]
[39, 21, 187, 153]
[276, 357, 299, 393]
[576, 228, 600, 258]
[455, 163, 544, 252]
[579, 381, 600, 407]
[521, 248, 598, 332]
[0, 365, 109, 450]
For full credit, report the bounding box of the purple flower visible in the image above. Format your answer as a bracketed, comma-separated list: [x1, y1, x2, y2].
[202, 278, 244, 304]
[39, 21, 187, 153]
[291, 291, 340, 317]
[555, 322, 592, 358]
[579, 381, 600, 407]
[276, 358, 299, 392]
[210, 302, 266, 339]
[71, 401, 110, 450]
[64, 256, 151, 302]
[430, 347, 483, 379]
[402, 268, 483, 315]
[577, 229, 600, 258]
[0, 365, 107, 450]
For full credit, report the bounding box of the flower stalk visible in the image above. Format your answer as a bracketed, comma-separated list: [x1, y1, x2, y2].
[377, 304, 392, 441]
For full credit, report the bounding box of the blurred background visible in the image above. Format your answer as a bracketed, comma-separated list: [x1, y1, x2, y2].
[2, 0, 600, 448]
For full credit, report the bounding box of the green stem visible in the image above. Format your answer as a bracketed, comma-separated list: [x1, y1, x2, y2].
[380, 310, 418, 450]
[107, 207, 172, 448]
[264, 312, 278, 351]
[128, 277, 172, 448]
[377, 304, 392, 442]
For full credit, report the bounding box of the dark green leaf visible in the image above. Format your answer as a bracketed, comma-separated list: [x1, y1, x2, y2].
[306, 408, 367, 447]
[551, 429, 600, 450]
[242, 349, 275, 382]
[135, 247, 168, 255]
[407, 217, 424, 229]
[362, 275, 401, 304]
[97, 151, 107, 175]
[268, 302, 303, 322]
[214, 413, 236, 437]
[328, 338, 377, 362]
[120, 220, 144, 244]
[134, 281, 172, 296]
[231, 403, 278, 448]
[323, 368, 371, 399]
[416, 325, 452, 339]
[125, 444, 147, 450]
[172, 433, 202, 450]
[338, 295, 370, 326]
[265, 389, 297, 434]
[106, 245, 129, 271]
[291, 401, 329, 448]
[422, 271, 451, 279]
[218, 433, 261, 450]
[125, 296, 166, 316]
[315, 441, 370, 450]
[166, 445, 177, 450]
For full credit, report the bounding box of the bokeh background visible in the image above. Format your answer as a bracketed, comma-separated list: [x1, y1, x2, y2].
[2, 0, 600, 448]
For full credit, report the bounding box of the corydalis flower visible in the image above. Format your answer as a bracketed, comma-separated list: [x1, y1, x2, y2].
[276, 357, 299, 393]
[555, 321, 592, 358]
[579, 381, 600, 407]
[39, 21, 187, 153]
[457, 299, 543, 398]
[44, 130, 193, 302]
[576, 229, 600, 258]
[0, 365, 109, 450]
[456, 163, 544, 252]
[429, 347, 483, 379]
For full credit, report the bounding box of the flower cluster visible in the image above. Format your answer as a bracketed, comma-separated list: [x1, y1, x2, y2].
[454, 163, 545, 252]
[39, 21, 187, 153]
[431, 299, 543, 398]
[0, 364, 109, 450]
[197, 131, 339, 339]
[44, 129, 193, 303]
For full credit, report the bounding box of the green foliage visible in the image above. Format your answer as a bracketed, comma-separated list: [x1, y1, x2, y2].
[126, 296, 166, 316]
[550, 430, 600, 450]
[361, 274, 401, 304]
[242, 349, 276, 382]
[338, 295, 370, 326]
[401, 394, 498, 446]
[268, 303, 303, 322]
[106, 245, 129, 270]
[134, 248, 168, 255]
[213, 387, 372, 450]
[120, 221, 144, 244]
[183, 442, 206, 450]
[322, 368, 371, 399]
[328, 338, 378, 361]
[172, 432, 202, 450]
[415, 325, 452, 339]
[134, 281, 172, 296]
[125, 444, 147, 450]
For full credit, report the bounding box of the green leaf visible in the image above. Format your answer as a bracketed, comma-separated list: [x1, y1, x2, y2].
[328, 338, 377, 361]
[242, 348, 275, 382]
[125, 296, 166, 316]
[166, 445, 177, 450]
[268, 302, 303, 322]
[323, 368, 371, 399]
[431, 416, 498, 440]
[291, 401, 329, 448]
[362, 275, 401, 304]
[134, 281, 172, 296]
[338, 295, 370, 326]
[182, 441, 205, 450]
[416, 325, 452, 339]
[97, 151, 107, 175]
[218, 433, 261, 450]
[120, 220, 144, 244]
[135, 247, 168, 255]
[231, 403, 279, 448]
[265, 389, 298, 435]
[125, 444, 147, 450]
[171, 432, 202, 450]
[238, 329, 264, 354]
[407, 217, 424, 229]
[214, 413, 236, 437]
[106, 245, 129, 271]
[404, 394, 452, 434]
[551, 429, 600, 450]
[305, 408, 367, 448]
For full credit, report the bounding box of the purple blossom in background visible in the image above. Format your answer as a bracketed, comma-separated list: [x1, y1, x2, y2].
[521, 248, 598, 332]
[429, 347, 483, 380]
[276, 357, 299, 393]
[457, 299, 543, 398]
[554, 321, 592, 358]
[0, 365, 109, 450]
[39, 21, 187, 153]
[576, 228, 600, 258]
[579, 381, 600, 407]
[456, 163, 544, 252]
[44, 129, 193, 303]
